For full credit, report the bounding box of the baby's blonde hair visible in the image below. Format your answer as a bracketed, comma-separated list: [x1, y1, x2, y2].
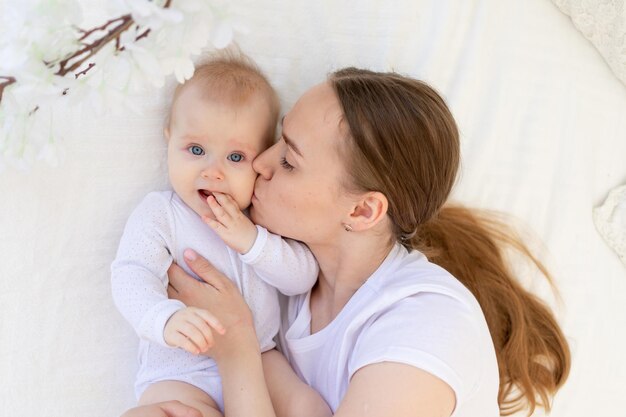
[169, 48, 280, 147]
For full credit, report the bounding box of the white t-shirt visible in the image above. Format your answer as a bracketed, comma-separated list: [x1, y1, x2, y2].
[278, 243, 500, 417]
[111, 191, 318, 395]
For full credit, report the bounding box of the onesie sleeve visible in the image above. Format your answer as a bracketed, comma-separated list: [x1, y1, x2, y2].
[348, 292, 486, 406]
[239, 225, 319, 296]
[110, 192, 185, 347]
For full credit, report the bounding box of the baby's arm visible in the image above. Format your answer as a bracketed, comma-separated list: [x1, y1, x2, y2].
[239, 228, 318, 295]
[111, 193, 192, 346]
[202, 192, 318, 295]
[262, 350, 332, 417]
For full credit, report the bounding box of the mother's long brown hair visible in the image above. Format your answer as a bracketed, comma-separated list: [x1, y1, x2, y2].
[330, 67, 570, 416]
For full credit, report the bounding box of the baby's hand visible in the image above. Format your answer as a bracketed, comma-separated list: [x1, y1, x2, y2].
[202, 192, 258, 254]
[163, 307, 225, 354]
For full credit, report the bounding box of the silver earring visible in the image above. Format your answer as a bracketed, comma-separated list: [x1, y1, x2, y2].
[343, 223, 353, 232]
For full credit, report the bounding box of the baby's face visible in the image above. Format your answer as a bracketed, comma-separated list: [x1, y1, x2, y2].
[166, 84, 272, 219]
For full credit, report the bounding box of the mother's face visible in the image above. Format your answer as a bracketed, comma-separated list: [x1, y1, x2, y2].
[250, 82, 354, 245]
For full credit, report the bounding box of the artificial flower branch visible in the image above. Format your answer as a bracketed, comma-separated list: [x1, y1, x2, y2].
[0, 0, 235, 169]
[0, 14, 135, 115]
[0, 19, 129, 103]
[57, 15, 133, 76]
[0, 0, 174, 105]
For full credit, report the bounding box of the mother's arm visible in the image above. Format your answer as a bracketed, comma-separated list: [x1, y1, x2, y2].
[337, 363, 455, 416]
[168, 249, 276, 417]
[168, 249, 456, 417]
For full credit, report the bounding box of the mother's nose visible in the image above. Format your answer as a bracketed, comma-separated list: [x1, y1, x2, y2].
[253, 142, 279, 179]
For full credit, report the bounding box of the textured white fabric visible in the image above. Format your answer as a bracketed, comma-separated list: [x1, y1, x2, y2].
[552, 0, 626, 86]
[1, 0, 626, 416]
[111, 190, 317, 403]
[278, 243, 500, 416]
[593, 184, 626, 265]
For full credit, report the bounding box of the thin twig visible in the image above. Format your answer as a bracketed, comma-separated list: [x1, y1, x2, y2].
[75, 63, 95, 78]
[57, 14, 133, 76]
[60, 0, 174, 76]
[0, 76, 16, 103]
[78, 16, 127, 41]
[136, 28, 151, 42]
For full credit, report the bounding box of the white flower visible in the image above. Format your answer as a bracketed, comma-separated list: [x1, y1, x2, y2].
[70, 69, 137, 116]
[164, 55, 196, 84]
[174, 0, 213, 14]
[37, 134, 66, 168]
[0, 0, 243, 170]
[210, 20, 234, 49]
[122, 0, 183, 30]
[0, 0, 81, 73]
[123, 42, 166, 88]
[0, 80, 67, 170]
[150, 14, 208, 82]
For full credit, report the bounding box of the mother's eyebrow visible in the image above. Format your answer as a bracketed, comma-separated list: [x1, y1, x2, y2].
[280, 116, 303, 157]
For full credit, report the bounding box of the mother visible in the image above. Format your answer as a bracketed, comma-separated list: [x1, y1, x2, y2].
[130, 68, 570, 417]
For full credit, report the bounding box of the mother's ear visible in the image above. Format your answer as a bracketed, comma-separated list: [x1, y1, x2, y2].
[345, 191, 389, 232]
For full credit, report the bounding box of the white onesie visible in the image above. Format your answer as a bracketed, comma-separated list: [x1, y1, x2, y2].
[278, 242, 500, 417]
[111, 191, 318, 411]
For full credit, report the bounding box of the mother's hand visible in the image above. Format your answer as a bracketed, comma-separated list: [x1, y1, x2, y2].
[167, 249, 259, 362]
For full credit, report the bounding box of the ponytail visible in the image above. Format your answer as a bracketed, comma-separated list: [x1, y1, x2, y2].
[329, 68, 570, 415]
[411, 205, 571, 415]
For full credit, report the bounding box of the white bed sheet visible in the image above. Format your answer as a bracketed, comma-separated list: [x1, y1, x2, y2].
[1, 1, 625, 416]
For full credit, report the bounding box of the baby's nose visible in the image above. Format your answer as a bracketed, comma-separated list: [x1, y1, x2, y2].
[201, 162, 224, 181]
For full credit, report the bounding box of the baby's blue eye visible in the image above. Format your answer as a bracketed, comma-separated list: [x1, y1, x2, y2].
[227, 153, 244, 163]
[189, 145, 204, 156]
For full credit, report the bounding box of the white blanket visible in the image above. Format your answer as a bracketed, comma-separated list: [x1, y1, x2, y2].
[1, 1, 625, 416]
[553, 0, 626, 86]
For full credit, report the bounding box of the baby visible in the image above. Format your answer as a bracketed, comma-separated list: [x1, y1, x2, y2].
[111, 52, 327, 417]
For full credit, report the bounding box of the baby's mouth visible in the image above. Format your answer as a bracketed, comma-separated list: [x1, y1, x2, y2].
[198, 190, 214, 201]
